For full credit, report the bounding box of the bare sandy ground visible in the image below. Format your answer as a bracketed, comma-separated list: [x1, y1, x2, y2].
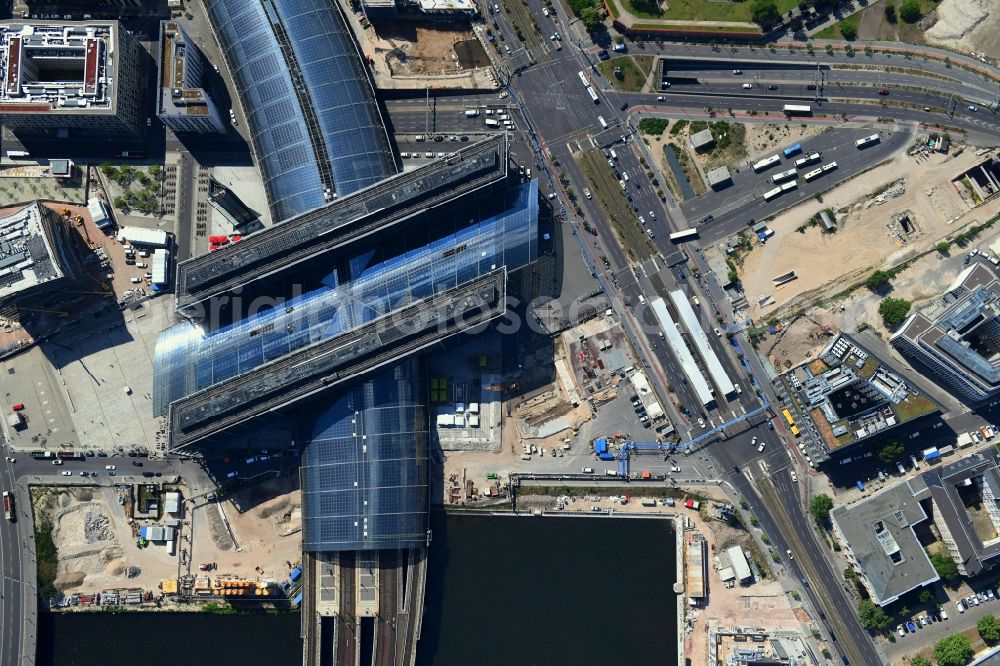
[925, 0, 997, 58]
[738, 144, 1000, 321]
[43, 477, 301, 596]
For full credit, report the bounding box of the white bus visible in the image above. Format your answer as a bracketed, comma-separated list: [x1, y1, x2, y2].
[578, 70, 589, 87]
[669, 228, 699, 242]
[587, 86, 599, 103]
[771, 168, 796, 184]
[752, 155, 780, 172]
[803, 167, 824, 181]
[780, 180, 798, 192]
[763, 186, 783, 201]
[5, 150, 29, 159]
[794, 152, 821, 168]
[856, 133, 880, 149]
[822, 161, 838, 172]
[783, 104, 812, 115]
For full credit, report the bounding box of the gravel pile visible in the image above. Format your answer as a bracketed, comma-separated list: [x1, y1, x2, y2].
[83, 512, 113, 543]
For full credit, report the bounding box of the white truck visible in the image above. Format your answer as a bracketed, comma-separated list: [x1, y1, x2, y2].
[465, 109, 480, 117]
[957, 432, 974, 448]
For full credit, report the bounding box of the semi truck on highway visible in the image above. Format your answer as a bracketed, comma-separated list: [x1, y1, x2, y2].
[3, 491, 13, 521]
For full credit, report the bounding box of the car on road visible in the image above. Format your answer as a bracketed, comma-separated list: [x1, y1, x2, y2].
[877, 88, 889, 95]
[941, 608, 949, 620]
[648, 210, 656, 220]
[657, 95, 665, 101]
[132, 461, 143, 466]
[584, 188, 592, 199]
[597, 49, 609, 61]
[742, 83, 752, 89]
[105, 465, 116, 470]
[767, 85, 778, 90]
[670, 466, 681, 473]
[582, 467, 594, 473]
[620, 102, 628, 111]
[733, 69, 743, 75]
[61, 471, 72, 476]
[4, 457, 13, 463]
[638, 215, 645, 225]
[969, 105, 979, 112]
[790, 470, 797, 482]
[751, 436, 758, 446]
[786, 549, 793, 559]
[758, 442, 765, 452]
[646, 228, 655, 239]
[697, 417, 706, 428]
[52, 459, 63, 465]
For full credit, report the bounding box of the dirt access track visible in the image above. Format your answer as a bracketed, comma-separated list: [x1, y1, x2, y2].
[738, 142, 1000, 320]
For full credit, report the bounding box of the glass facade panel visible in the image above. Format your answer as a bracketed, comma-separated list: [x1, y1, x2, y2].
[301, 360, 428, 552]
[204, 0, 396, 221]
[154, 181, 536, 415]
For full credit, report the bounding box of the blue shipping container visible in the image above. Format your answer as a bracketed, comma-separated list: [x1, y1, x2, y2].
[289, 566, 302, 582]
[783, 144, 802, 157]
[598, 452, 615, 461]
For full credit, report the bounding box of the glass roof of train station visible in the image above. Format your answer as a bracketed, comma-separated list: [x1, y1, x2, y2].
[153, 180, 537, 416]
[301, 358, 429, 552]
[204, 0, 396, 221]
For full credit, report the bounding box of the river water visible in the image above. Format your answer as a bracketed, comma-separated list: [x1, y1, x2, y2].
[40, 512, 678, 666]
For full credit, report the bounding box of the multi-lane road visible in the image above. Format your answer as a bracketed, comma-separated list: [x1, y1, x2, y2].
[473, 2, 1000, 664]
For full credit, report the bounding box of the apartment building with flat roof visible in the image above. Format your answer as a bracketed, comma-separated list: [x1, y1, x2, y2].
[0, 20, 142, 137]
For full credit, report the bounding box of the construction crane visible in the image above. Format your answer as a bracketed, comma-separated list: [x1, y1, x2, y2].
[15, 305, 69, 318]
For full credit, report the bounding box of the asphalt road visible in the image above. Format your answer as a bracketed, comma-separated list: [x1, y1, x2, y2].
[0, 434, 25, 666]
[681, 126, 912, 244]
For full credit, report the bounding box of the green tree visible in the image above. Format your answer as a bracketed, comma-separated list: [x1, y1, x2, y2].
[866, 269, 892, 290]
[884, 3, 897, 22]
[751, 0, 780, 28]
[858, 599, 892, 631]
[899, 0, 921, 23]
[937, 241, 951, 253]
[809, 494, 833, 522]
[878, 440, 904, 463]
[638, 118, 669, 135]
[630, 0, 662, 14]
[580, 6, 603, 31]
[912, 658, 932, 666]
[979, 615, 1000, 644]
[929, 551, 959, 581]
[934, 633, 973, 666]
[918, 588, 935, 604]
[878, 297, 912, 328]
[839, 20, 858, 40]
[844, 567, 858, 581]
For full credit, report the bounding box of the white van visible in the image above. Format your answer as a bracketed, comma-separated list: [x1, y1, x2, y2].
[598, 115, 608, 129]
[130, 277, 141, 284]
[638, 294, 646, 305]
[605, 469, 617, 476]
[582, 467, 594, 474]
[609, 148, 618, 160]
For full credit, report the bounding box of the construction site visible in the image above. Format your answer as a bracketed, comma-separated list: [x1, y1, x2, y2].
[35, 474, 303, 610]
